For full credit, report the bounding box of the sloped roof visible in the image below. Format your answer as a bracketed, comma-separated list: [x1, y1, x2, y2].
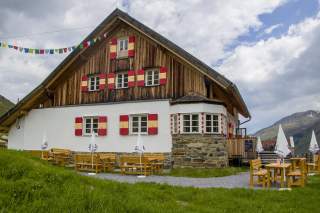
[170, 92, 225, 106]
[0, 9, 250, 130]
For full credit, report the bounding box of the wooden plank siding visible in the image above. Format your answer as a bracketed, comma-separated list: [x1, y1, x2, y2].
[40, 23, 235, 114]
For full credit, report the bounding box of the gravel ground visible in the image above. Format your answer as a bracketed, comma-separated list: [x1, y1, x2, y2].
[83, 172, 254, 189]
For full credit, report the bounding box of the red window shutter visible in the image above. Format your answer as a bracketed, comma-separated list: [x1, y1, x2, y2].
[119, 115, 129, 135]
[107, 73, 115, 90]
[75, 117, 83, 136]
[128, 70, 135, 87]
[81, 76, 88, 92]
[109, 38, 117, 59]
[128, 36, 135, 57]
[136, 69, 145, 87]
[159, 67, 167, 85]
[148, 114, 158, 135]
[99, 73, 106, 90]
[98, 116, 107, 136]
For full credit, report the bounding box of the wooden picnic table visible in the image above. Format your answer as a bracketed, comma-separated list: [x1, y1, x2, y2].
[265, 163, 291, 188]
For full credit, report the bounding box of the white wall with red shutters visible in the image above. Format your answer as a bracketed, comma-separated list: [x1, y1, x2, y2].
[7, 100, 233, 151]
[8, 100, 171, 152]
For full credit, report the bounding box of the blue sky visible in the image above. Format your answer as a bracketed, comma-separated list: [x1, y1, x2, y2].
[0, 0, 320, 133]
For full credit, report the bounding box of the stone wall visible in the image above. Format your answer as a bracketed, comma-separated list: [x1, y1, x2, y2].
[172, 134, 228, 168]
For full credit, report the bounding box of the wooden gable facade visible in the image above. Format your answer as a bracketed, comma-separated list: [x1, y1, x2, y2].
[0, 9, 250, 131]
[41, 24, 237, 116]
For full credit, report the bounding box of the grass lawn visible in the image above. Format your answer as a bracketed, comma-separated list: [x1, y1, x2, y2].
[165, 167, 248, 178]
[0, 149, 319, 213]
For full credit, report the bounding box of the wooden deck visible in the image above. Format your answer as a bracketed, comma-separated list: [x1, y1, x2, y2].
[227, 137, 257, 163]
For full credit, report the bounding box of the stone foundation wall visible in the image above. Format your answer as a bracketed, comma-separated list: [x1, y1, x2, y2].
[172, 134, 228, 168]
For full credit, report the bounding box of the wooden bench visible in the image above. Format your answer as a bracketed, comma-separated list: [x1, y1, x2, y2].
[99, 153, 116, 172]
[249, 159, 269, 188]
[120, 156, 152, 176]
[143, 153, 165, 174]
[41, 150, 53, 161]
[50, 148, 72, 166]
[75, 154, 103, 173]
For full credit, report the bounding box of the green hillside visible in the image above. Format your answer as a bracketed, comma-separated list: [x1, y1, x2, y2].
[0, 150, 320, 212]
[0, 95, 14, 117]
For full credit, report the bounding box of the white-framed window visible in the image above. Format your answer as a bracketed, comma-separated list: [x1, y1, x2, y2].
[88, 75, 100, 91]
[130, 114, 148, 134]
[145, 69, 160, 86]
[205, 114, 220, 134]
[182, 114, 199, 133]
[172, 114, 178, 134]
[117, 37, 128, 58]
[84, 117, 99, 135]
[116, 73, 128, 88]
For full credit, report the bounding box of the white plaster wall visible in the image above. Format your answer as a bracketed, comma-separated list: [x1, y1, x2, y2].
[170, 103, 227, 115]
[9, 100, 171, 152]
[8, 117, 25, 150]
[8, 101, 232, 152]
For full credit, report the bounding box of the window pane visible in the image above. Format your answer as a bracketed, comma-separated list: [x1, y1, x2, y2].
[141, 116, 147, 121]
[132, 116, 139, 121]
[206, 121, 211, 126]
[132, 127, 139, 133]
[192, 114, 199, 121]
[192, 127, 199, 132]
[184, 127, 190, 132]
[183, 115, 190, 121]
[86, 129, 91, 134]
[213, 127, 219, 133]
[124, 40, 128, 50]
[192, 120, 198, 126]
[183, 120, 190, 127]
[206, 127, 211, 133]
[206, 114, 211, 121]
[141, 127, 147, 133]
[213, 121, 219, 127]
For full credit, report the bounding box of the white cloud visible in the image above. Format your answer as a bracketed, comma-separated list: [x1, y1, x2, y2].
[218, 15, 320, 132]
[264, 23, 282, 34]
[0, 0, 286, 104]
[128, 0, 286, 63]
[219, 16, 320, 83]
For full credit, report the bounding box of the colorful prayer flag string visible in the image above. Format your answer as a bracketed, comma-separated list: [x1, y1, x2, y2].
[0, 32, 108, 55]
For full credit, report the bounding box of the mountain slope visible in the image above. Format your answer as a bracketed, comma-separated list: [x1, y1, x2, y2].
[255, 110, 320, 154]
[0, 95, 14, 117]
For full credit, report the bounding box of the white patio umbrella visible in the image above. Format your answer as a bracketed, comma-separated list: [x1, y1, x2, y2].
[41, 132, 48, 159]
[275, 125, 291, 160]
[256, 137, 264, 157]
[289, 136, 295, 156]
[274, 125, 291, 187]
[289, 136, 294, 148]
[309, 130, 319, 154]
[134, 133, 146, 178]
[88, 132, 98, 175]
[41, 132, 48, 150]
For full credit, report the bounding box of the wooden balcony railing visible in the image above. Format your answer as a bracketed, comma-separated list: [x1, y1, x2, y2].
[110, 58, 133, 72]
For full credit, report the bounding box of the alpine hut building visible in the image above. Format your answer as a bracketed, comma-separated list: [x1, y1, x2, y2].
[0, 9, 251, 168]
